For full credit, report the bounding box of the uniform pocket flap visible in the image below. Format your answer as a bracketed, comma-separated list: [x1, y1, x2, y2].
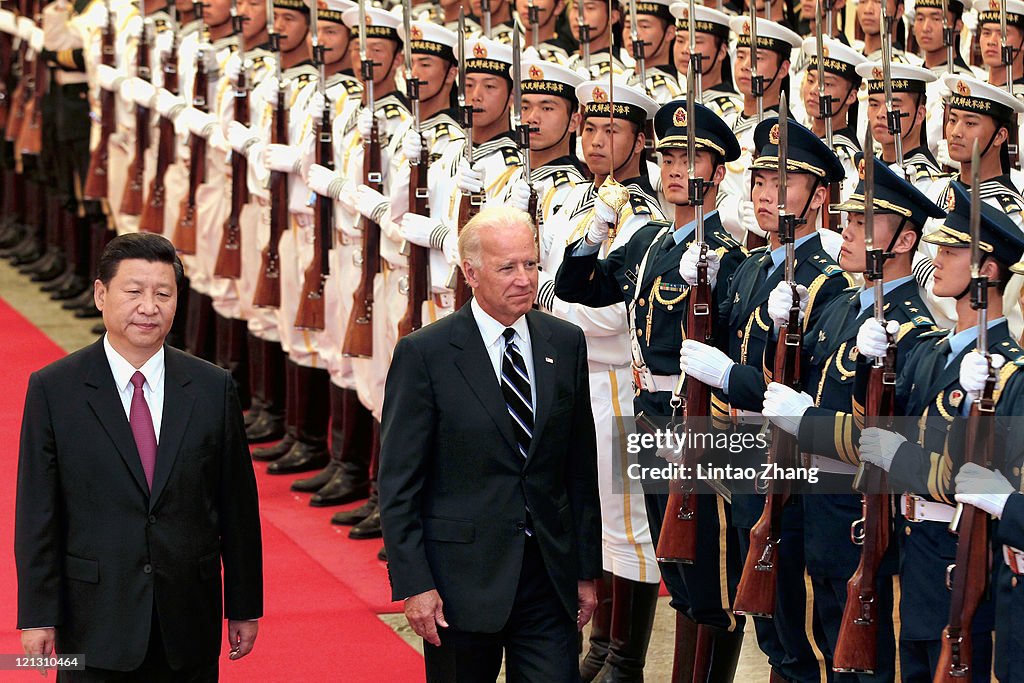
[64, 554, 99, 583]
[422, 517, 475, 543]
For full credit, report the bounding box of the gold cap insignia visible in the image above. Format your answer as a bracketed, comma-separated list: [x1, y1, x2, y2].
[956, 79, 971, 95]
[872, 67, 883, 80]
[365, 13, 373, 25]
[821, 45, 830, 57]
[769, 123, 780, 144]
[473, 42, 487, 58]
[991, 0, 1000, 11]
[858, 158, 866, 180]
[528, 64, 544, 80]
[410, 25, 423, 40]
[673, 107, 687, 126]
[592, 86, 607, 102]
[742, 19, 750, 34]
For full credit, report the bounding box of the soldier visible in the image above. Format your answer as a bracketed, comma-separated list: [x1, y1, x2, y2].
[914, 0, 972, 74]
[973, 0, 1024, 89]
[681, 117, 854, 683]
[514, 0, 574, 63]
[566, 0, 627, 78]
[859, 182, 1024, 682]
[668, 3, 741, 129]
[553, 98, 749, 681]
[857, 0, 923, 64]
[621, 0, 682, 103]
[717, 16, 802, 244]
[467, 0, 515, 42]
[761, 156, 946, 683]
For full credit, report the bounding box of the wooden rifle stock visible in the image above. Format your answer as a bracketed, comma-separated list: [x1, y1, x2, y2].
[453, 191, 480, 309]
[656, 255, 713, 564]
[16, 37, 43, 156]
[733, 288, 803, 617]
[295, 104, 332, 330]
[83, 12, 115, 197]
[342, 114, 381, 356]
[174, 51, 209, 255]
[0, 34, 14, 131]
[214, 63, 249, 279]
[398, 142, 430, 339]
[934, 394, 996, 681]
[833, 351, 897, 673]
[5, 10, 30, 145]
[140, 35, 178, 233]
[120, 31, 150, 217]
[253, 84, 288, 308]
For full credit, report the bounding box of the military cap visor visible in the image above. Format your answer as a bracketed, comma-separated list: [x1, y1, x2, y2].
[833, 155, 946, 227]
[654, 99, 740, 161]
[749, 116, 845, 183]
[924, 181, 1024, 265]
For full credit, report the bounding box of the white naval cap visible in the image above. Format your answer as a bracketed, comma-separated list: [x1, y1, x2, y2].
[341, 6, 402, 40]
[521, 59, 587, 101]
[855, 61, 938, 93]
[669, 3, 732, 38]
[728, 16, 802, 54]
[576, 77, 660, 123]
[943, 74, 1024, 123]
[801, 36, 868, 81]
[398, 21, 458, 61]
[306, 0, 355, 24]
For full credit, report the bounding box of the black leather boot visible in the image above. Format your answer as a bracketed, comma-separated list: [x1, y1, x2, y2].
[267, 364, 330, 474]
[671, 612, 699, 683]
[293, 384, 357, 492]
[348, 423, 381, 538]
[593, 576, 660, 682]
[244, 333, 266, 428]
[691, 624, 743, 683]
[307, 387, 372, 505]
[581, 572, 614, 681]
[215, 315, 250, 411]
[247, 339, 287, 443]
[252, 348, 295, 459]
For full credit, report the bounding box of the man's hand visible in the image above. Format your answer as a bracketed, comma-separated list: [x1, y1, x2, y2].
[767, 281, 808, 329]
[859, 427, 905, 472]
[226, 620, 258, 660]
[21, 628, 55, 675]
[405, 589, 448, 647]
[577, 579, 597, 630]
[955, 462, 1015, 519]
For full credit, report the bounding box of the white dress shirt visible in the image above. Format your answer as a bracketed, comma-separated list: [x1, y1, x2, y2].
[471, 298, 537, 410]
[103, 335, 165, 442]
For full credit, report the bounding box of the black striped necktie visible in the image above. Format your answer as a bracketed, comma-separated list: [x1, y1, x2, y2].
[501, 328, 533, 459]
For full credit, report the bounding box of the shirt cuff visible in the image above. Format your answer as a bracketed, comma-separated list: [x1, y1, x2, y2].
[571, 238, 602, 257]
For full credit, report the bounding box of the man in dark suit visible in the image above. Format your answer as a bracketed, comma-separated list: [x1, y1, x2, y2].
[379, 207, 602, 682]
[15, 232, 263, 681]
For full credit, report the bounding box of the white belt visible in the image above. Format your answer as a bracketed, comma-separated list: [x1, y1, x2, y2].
[901, 494, 956, 523]
[631, 363, 680, 394]
[806, 453, 859, 475]
[1004, 545, 1024, 575]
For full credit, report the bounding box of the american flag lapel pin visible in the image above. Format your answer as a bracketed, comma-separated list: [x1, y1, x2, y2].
[545, 357, 554, 364]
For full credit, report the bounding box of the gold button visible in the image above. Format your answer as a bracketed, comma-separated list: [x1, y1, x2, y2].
[1015, 467, 1021, 478]
[637, 329, 643, 338]
[623, 284, 629, 290]
[737, 330, 743, 339]
[1013, 576, 1019, 588]
[904, 527, 911, 536]
[638, 298, 646, 307]
[667, 305, 674, 310]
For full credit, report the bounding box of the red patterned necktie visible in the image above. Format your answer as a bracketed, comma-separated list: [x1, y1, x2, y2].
[129, 371, 157, 489]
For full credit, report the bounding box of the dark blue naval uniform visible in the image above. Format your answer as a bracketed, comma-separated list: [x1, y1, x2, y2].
[721, 232, 854, 683]
[554, 211, 747, 630]
[886, 319, 1024, 682]
[794, 278, 937, 683]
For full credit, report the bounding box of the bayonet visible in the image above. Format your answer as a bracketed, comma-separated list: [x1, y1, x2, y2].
[628, 0, 647, 94]
[512, 30, 536, 222]
[527, 0, 539, 48]
[941, 0, 954, 74]
[577, 0, 591, 73]
[481, 0, 491, 38]
[970, 139, 988, 353]
[815, 0, 833, 149]
[880, 0, 904, 171]
[750, 0, 764, 123]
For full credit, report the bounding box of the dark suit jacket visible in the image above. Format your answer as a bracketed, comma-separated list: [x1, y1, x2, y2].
[15, 339, 263, 671]
[378, 304, 602, 633]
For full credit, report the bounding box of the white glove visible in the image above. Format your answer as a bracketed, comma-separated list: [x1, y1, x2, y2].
[679, 339, 734, 390]
[767, 282, 809, 329]
[155, 88, 184, 118]
[739, 198, 762, 238]
[307, 90, 327, 116]
[656, 440, 684, 464]
[508, 179, 532, 212]
[442, 228, 461, 266]
[207, 127, 227, 153]
[678, 243, 722, 288]
[962, 7, 978, 33]
[263, 143, 302, 173]
[935, 139, 960, 171]
[176, 107, 206, 137]
[227, 121, 256, 154]
[199, 46, 218, 74]
[955, 462, 1015, 519]
[0, 10, 16, 35]
[223, 57, 241, 86]
[357, 108, 381, 139]
[402, 128, 423, 161]
[306, 163, 339, 197]
[585, 195, 617, 245]
[122, 77, 156, 107]
[856, 319, 900, 360]
[456, 159, 484, 194]
[293, 210, 314, 229]
[960, 350, 1006, 401]
[858, 427, 906, 472]
[356, 184, 388, 221]
[400, 212, 444, 249]
[16, 16, 33, 42]
[762, 382, 814, 436]
[28, 25, 42, 53]
[96, 64, 122, 91]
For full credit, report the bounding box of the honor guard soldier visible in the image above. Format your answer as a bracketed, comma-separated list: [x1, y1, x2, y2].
[502, 58, 587, 247]
[681, 116, 854, 683]
[973, 0, 1024, 89]
[857, 0, 925, 64]
[717, 15, 802, 245]
[566, 0, 628, 78]
[914, 0, 973, 74]
[761, 156, 946, 683]
[621, 0, 682, 103]
[859, 182, 1024, 682]
[668, 3, 741, 129]
[467, 0, 516, 43]
[538, 79, 662, 681]
[513, 0, 574, 64]
[553, 99, 748, 682]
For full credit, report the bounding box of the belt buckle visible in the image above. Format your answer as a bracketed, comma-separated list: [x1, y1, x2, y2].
[1006, 545, 1024, 575]
[631, 363, 645, 392]
[904, 494, 922, 523]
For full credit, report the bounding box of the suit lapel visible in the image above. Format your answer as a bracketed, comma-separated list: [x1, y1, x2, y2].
[83, 340, 149, 496]
[451, 305, 519, 454]
[525, 312, 556, 464]
[149, 347, 195, 512]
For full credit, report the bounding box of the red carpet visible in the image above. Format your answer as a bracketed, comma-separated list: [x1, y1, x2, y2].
[0, 297, 424, 681]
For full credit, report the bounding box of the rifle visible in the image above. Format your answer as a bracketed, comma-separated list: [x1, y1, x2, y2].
[397, 4, 428, 338]
[577, 0, 591, 73]
[4, 1, 29, 147]
[173, 0, 209, 255]
[140, 3, 179, 233]
[450, 7, 478, 309]
[481, 0, 491, 38]
[295, 0, 329, 330]
[253, 0, 287, 307]
[1000, 0, 1020, 171]
[657, 30, 707, 564]
[833, 128, 896, 674]
[628, 0, 646, 90]
[733, 96, 803, 618]
[341, 2, 381, 354]
[934, 141, 996, 682]
[526, 0, 539, 48]
[815, 0, 839, 233]
[120, 0, 151, 217]
[880, 0, 904, 172]
[82, 0, 115, 196]
[745, 0, 766, 249]
[16, 0, 44, 157]
[0, 16, 15, 131]
[214, 0, 248, 278]
[512, 31, 539, 233]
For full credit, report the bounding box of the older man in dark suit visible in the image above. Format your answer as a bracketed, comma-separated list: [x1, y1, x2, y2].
[15, 232, 263, 681]
[379, 206, 603, 682]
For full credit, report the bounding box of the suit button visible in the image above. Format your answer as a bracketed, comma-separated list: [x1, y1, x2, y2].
[515, 521, 526, 532]
[904, 527, 911, 537]
[638, 298, 646, 307]
[148, 515, 157, 524]
[1013, 576, 1019, 588]
[143, 564, 153, 574]
[636, 329, 643, 338]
